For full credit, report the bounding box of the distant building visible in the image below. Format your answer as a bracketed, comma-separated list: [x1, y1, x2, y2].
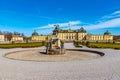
[0, 32, 5, 41]
[32, 30, 39, 36]
[55, 27, 87, 41]
[11, 35, 23, 41]
[31, 30, 48, 41]
[53, 25, 113, 42]
[84, 30, 113, 42]
[31, 35, 48, 41]
[113, 35, 120, 41]
[31, 26, 113, 42]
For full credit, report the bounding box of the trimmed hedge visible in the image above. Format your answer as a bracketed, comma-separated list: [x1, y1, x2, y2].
[88, 42, 120, 49]
[74, 41, 120, 49]
[74, 41, 82, 47]
[0, 42, 46, 48]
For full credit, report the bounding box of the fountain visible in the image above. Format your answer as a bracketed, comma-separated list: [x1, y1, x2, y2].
[46, 25, 65, 55]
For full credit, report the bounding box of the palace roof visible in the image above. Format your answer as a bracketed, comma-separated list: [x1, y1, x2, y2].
[104, 30, 111, 35]
[32, 30, 39, 36]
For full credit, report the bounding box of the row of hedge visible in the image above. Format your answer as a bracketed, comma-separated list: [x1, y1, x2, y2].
[0, 41, 47, 48]
[88, 42, 120, 49]
[74, 41, 120, 49]
[74, 41, 90, 47]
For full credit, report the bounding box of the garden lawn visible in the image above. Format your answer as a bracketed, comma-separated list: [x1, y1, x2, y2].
[88, 42, 120, 49]
[0, 42, 44, 48]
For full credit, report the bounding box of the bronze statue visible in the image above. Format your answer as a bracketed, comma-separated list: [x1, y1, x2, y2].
[46, 25, 65, 55]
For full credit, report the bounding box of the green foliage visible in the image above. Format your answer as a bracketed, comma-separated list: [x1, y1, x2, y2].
[81, 41, 86, 45]
[42, 41, 46, 46]
[12, 41, 15, 44]
[73, 41, 82, 47]
[96, 40, 98, 43]
[0, 42, 44, 48]
[88, 42, 120, 49]
[46, 42, 49, 47]
[86, 41, 90, 46]
[113, 41, 115, 44]
[74, 41, 120, 49]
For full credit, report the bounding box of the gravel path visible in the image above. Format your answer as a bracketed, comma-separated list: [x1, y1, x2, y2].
[0, 43, 120, 80]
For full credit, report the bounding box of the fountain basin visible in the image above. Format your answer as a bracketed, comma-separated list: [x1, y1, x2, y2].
[4, 49, 104, 62]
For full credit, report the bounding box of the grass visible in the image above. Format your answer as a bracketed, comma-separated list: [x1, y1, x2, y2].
[73, 41, 87, 47]
[74, 41, 120, 49]
[88, 42, 120, 49]
[0, 42, 46, 48]
[73, 41, 81, 47]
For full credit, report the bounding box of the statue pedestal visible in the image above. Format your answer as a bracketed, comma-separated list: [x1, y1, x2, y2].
[46, 34, 65, 55]
[47, 49, 65, 55]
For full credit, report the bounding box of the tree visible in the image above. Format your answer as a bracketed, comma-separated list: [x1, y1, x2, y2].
[21, 33, 24, 37]
[5, 32, 13, 41]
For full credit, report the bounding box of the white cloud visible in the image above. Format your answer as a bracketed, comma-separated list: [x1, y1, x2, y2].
[62, 25, 82, 30]
[101, 10, 120, 20]
[112, 10, 120, 15]
[36, 10, 120, 35]
[84, 18, 120, 30]
[36, 21, 81, 29]
[69, 21, 81, 25]
[83, 10, 120, 30]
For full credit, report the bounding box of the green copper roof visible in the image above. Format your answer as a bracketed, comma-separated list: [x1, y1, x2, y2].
[79, 27, 86, 33]
[104, 30, 111, 35]
[32, 30, 39, 36]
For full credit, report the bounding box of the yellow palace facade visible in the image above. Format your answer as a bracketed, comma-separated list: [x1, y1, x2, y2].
[31, 26, 113, 42]
[57, 30, 113, 42]
[31, 30, 48, 41]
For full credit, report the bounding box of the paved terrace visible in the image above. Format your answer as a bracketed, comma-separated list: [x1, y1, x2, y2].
[0, 43, 120, 80]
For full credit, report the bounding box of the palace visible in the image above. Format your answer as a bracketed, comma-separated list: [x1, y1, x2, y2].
[31, 30, 48, 41]
[31, 25, 113, 42]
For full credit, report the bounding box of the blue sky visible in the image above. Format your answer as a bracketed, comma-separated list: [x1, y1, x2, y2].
[0, 0, 120, 36]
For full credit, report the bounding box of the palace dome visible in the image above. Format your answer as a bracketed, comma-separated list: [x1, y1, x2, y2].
[32, 30, 39, 36]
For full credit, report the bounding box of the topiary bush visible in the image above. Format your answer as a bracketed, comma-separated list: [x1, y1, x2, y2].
[113, 41, 115, 44]
[86, 41, 90, 46]
[42, 41, 46, 46]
